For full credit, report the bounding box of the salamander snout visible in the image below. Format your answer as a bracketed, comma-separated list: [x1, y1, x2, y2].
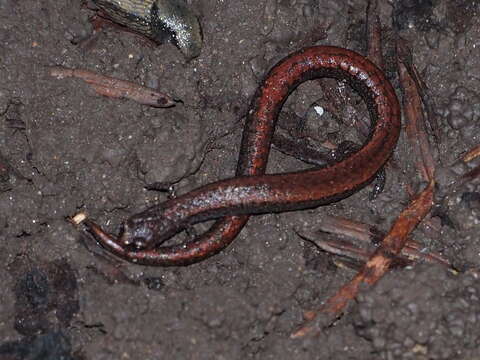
[118, 219, 155, 250]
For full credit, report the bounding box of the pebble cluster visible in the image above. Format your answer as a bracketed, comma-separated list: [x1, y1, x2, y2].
[352, 264, 480, 359]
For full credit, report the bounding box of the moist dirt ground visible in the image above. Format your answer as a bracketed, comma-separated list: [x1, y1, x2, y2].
[1, 0, 480, 359]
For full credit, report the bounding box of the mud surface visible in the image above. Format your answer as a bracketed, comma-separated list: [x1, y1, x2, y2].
[1, 0, 480, 359]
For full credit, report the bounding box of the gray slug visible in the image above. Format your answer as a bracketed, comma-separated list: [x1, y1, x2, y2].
[92, 0, 202, 60]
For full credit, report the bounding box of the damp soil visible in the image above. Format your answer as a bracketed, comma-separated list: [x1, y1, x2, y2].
[1, 0, 480, 359]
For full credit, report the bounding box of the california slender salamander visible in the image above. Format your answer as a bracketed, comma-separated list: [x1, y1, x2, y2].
[85, 46, 401, 266]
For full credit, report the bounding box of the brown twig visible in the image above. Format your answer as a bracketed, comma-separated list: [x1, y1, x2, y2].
[292, 180, 435, 338]
[272, 132, 331, 166]
[452, 145, 480, 186]
[366, 0, 384, 69]
[461, 144, 480, 163]
[50, 66, 177, 108]
[297, 216, 451, 269]
[397, 40, 436, 181]
[396, 37, 441, 144]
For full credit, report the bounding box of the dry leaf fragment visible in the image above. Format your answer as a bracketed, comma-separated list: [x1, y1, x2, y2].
[50, 66, 177, 108]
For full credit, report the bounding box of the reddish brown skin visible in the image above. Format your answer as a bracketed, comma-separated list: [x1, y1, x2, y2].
[86, 46, 401, 266]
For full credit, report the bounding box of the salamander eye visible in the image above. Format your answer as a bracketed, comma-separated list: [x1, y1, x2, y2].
[131, 224, 154, 249]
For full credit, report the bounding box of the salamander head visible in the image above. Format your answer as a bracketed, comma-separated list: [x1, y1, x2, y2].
[118, 220, 153, 250]
[118, 214, 176, 250]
